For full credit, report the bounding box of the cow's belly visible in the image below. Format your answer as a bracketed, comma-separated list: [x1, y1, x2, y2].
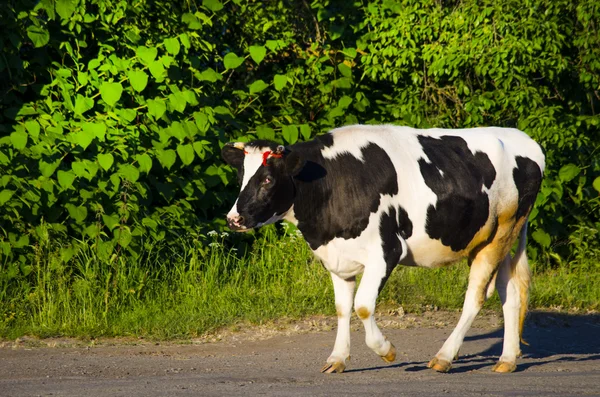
[404, 208, 498, 268]
[404, 235, 466, 268]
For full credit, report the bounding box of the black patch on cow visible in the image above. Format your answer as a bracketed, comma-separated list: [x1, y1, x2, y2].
[292, 142, 399, 250]
[316, 133, 335, 148]
[397, 206, 413, 239]
[418, 135, 497, 252]
[513, 156, 542, 220]
[378, 205, 413, 293]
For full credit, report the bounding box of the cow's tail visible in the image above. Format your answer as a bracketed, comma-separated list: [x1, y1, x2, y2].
[512, 221, 531, 345]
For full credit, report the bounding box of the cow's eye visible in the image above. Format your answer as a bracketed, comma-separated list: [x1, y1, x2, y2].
[262, 177, 272, 185]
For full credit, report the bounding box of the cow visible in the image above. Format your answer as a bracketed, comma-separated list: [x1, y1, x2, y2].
[221, 124, 545, 374]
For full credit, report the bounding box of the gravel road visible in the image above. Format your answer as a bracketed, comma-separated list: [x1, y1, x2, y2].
[1, 311, 599, 396]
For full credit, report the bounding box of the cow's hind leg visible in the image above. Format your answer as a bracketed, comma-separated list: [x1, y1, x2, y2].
[321, 272, 355, 374]
[354, 261, 396, 364]
[428, 250, 500, 373]
[493, 223, 531, 373]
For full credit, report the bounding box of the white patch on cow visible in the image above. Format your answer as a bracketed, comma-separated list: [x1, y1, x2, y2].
[226, 145, 272, 222]
[227, 198, 239, 218]
[283, 205, 298, 226]
[239, 146, 268, 191]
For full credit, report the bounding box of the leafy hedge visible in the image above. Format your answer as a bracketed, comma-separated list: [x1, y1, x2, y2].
[1, 0, 599, 273]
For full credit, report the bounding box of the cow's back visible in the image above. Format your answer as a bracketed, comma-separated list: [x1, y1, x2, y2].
[322, 125, 544, 268]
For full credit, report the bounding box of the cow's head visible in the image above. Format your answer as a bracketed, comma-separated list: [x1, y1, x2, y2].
[222, 140, 305, 231]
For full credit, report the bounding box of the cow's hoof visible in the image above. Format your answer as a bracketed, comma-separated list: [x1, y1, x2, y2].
[427, 357, 452, 373]
[492, 361, 516, 373]
[381, 342, 396, 363]
[321, 361, 346, 374]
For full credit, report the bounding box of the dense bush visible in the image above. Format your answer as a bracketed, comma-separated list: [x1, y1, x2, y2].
[1, 0, 599, 276]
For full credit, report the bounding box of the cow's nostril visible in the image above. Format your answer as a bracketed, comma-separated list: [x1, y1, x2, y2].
[238, 216, 245, 225]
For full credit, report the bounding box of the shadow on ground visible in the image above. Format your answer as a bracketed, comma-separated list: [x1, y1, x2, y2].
[349, 311, 600, 374]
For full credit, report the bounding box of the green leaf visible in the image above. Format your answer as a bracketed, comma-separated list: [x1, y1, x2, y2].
[27, 26, 50, 48]
[10, 130, 28, 150]
[118, 108, 136, 123]
[102, 214, 120, 230]
[25, 121, 41, 139]
[164, 37, 180, 56]
[203, 0, 223, 12]
[224, 52, 244, 70]
[74, 94, 94, 114]
[593, 176, 600, 194]
[177, 144, 195, 166]
[192, 141, 208, 159]
[56, 0, 77, 19]
[273, 74, 287, 91]
[147, 99, 166, 119]
[249, 45, 267, 64]
[136, 46, 158, 65]
[532, 229, 551, 248]
[65, 204, 88, 223]
[98, 153, 114, 171]
[142, 217, 158, 230]
[0, 190, 14, 205]
[338, 95, 353, 108]
[100, 82, 123, 107]
[282, 125, 299, 144]
[82, 122, 106, 141]
[157, 149, 177, 170]
[95, 241, 113, 261]
[39, 159, 61, 177]
[179, 33, 191, 49]
[256, 125, 275, 140]
[114, 226, 132, 248]
[57, 170, 76, 189]
[249, 79, 269, 94]
[118, 164, 140, 182]
[558, 164, 581, 182]
[194, 112, 209, 132]
[13, 235, 29, 249]
[338, 63, 352, 78]
[182, 13, 203, 30]
[149, 60, 166, 81]
[299, 124, 311, 140]
[136, 153, 153, 174]
[198, 68, 222, 82]
[128, 69, 148, 92]
[169, 92, 187, 113]
[72, 129, 95, 150]
[60, 247, 76, 263]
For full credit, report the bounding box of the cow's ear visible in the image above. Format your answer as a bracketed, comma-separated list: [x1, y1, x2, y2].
[285, 150, 305, 176]
[222, 143, 245, 170]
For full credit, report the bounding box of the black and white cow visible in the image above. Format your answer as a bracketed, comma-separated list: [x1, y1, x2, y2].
[222, 124, 545, 374]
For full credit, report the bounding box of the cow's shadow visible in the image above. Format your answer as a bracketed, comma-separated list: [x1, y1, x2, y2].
[346, 311, 600, 374]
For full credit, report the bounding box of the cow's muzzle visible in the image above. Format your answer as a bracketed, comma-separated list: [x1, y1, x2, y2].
[227, 214, 251, 232]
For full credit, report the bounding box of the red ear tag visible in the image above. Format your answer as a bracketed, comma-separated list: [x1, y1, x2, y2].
[262, 151, 272, 166]
[243, 150, 249, 155]
[262, 150, 283, 166]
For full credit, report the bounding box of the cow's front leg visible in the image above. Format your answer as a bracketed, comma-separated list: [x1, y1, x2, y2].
[321, 272, 355, 374]
[354, 264, 396, 364]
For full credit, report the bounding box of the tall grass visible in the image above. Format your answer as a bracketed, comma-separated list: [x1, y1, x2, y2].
[0, 225, 332, 339]
[1, 224, 598, 340]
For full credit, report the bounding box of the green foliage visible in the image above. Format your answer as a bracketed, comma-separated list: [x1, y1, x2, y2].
[0, 0, 599, 290]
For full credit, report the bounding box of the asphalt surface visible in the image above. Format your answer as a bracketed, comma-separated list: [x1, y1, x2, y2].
[1, 311, 599, 396]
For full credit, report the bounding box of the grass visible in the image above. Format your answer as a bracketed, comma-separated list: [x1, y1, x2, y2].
[1, 225, 598, 340]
